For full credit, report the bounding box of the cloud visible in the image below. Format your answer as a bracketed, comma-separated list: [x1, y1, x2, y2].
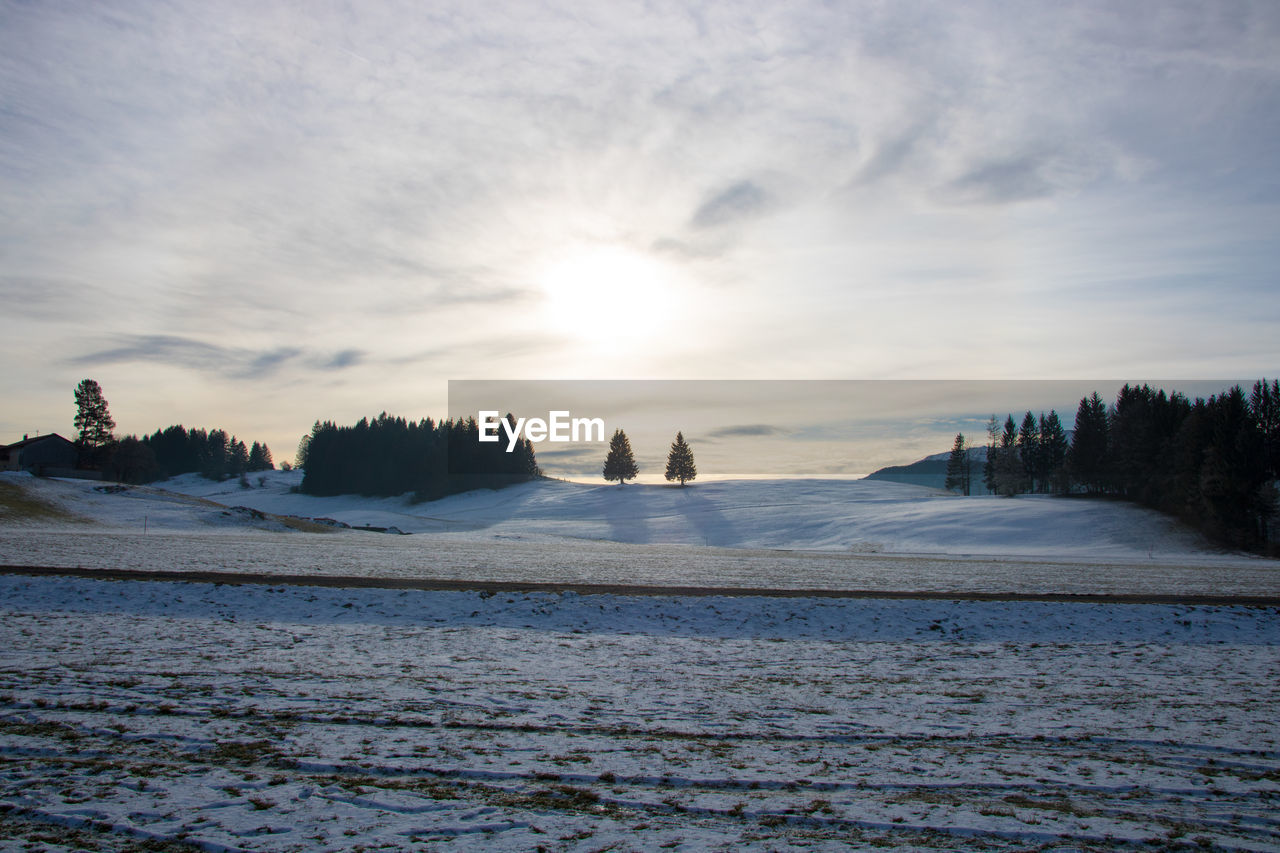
[69, 335, 363, 380]
[0, 276, 106, 321]
[322, 349, 364, 370]
[700, 424, 787, 442]
[942, 156, 1056, 205]
[690, 181, 774, 229]
[71, 336, 230, 371]
[3, 0, 1278, 441]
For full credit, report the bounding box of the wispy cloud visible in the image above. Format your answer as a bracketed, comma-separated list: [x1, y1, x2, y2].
[700, 424, 788, 442]
[691, 181, 775, 229]
[69, 335, 364, 380]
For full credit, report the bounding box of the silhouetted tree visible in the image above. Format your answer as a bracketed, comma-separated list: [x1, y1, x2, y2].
[73, 379, 115, 468]
[297, 428, 315, 469]
[1067, 392, 1110, 494]
[203, 430, 229, 481]
[228, 438, 250, 477]
[664, 431, 697, 486]
[1250, 379, 1280, 480]
[603, 429, 638, 485]
[247, 442, 274, 472]
[105, 436, 158, 484]
[982, 415, 999, 495]
[297, 413, 536, 501]
[978, 381, 1275, 553]
[1039, 410, 1069, 494]
[990, 415, 1022, 496]
[1018, 411, 1039, 493]
[945, 433, 971, 495]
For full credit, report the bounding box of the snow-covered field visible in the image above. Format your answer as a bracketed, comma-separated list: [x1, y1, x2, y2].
[2, 576, 1278, 852]
[2, 472, 1278, 850]
[2, 470, 1277, 597]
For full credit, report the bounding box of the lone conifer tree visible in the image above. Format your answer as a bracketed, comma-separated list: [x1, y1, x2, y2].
[602, 428, 638, 485]
[664, 431, 697, 486]
[73, 379, 115, 467]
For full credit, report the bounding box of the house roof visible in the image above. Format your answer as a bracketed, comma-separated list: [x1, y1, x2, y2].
[0, 433, 74, 452]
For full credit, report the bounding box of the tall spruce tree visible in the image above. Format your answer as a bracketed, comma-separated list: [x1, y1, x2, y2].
[944, 433, 971, 495]
[1039, 410, 1069, 494]
[1250, 378, 1280, 480]
[228, 438, 250, 477]
[993, 415, 1022, 496]
[247, 442, 274, 472]
[982, 415, 999, 495]
[664, 431, 697, 486]
[73, 379, 116, 462]
[602, 428, 639, 485]
[204, 429, 230, 481]
[1067, 392, 1110, 494]
[1018, 411, 1040, 493]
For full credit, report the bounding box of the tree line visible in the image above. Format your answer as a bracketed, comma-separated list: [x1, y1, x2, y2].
[139, 426, 275, 482]
[298, 413, 540, 501]
[71, 379, 276, 485]
[946, 380, 1280, 553]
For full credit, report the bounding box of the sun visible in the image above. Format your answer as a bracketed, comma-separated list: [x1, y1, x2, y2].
[536, 245, 677, 347]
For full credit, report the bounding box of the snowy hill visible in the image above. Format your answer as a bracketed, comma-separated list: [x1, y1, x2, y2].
[0, 468, 1243, 564]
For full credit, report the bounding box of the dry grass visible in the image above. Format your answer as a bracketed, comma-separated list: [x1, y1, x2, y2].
[0, 480, 84, 524]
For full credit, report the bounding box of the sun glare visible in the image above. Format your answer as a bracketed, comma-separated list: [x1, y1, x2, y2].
[536, 246, 678, 348]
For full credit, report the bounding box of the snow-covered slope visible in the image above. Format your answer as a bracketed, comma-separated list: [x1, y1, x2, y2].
[1, 469, 1241, 564]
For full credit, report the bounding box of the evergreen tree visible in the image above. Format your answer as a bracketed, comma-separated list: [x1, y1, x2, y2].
[1018, 411, 1040, 493]
[297, 427, 316, 469]
[247, 442, 274, 472]
[228, 438, 250, 477]
[993, 415, 1022, 496]
[980, 381, 1275, 553]
[1250, 379, 1280, 480]
[944, 433, 971, 495]
[602, 428, 639, 485]
[1110, 384, 1160, 500]
[73, 378, 116, 467]
[203, 429, 229, 481]
[982, 415, 999, 495]
[1067, 392, 1110, 494]
[105, 436, 158, 484]
[664, 431, 697, 486]
[1039, 410, 1069, 494]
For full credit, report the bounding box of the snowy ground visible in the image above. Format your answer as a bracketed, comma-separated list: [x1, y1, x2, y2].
[2, 469, 1248, 560]
[2, 472, 1278, 850]
[2, 470, 1277, 598]
[1, 575, 1278, 852]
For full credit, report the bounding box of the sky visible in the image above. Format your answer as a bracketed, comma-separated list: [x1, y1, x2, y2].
[2, 0, 1278, 471]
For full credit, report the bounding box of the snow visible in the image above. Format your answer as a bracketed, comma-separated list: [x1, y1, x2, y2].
[1, 576, 1277, 851]
[3, 469, 1276, 598]
[2, 471, 1278, 849]
[154, 470, 1217, 561]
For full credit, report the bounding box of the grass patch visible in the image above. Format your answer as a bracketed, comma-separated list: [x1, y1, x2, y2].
[0, 480, 84, 524]
[276, 515, 343, 534]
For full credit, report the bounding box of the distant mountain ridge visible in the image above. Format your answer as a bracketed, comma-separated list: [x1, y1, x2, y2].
[864, 446, 990, 492]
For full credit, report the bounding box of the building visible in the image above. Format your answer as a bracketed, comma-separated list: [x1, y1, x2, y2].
[0, 433, 79, 475]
